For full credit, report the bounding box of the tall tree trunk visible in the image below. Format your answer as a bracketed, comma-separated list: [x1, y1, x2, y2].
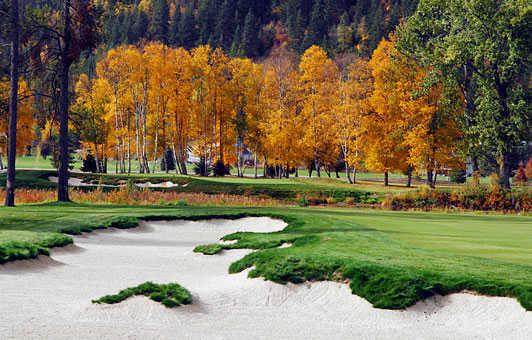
[5, 0, 19, 207]
[384, 171, 389, 187]
[353, 167, 357, 184]
[406, 167, 412, 188]
[172, 144, 179, 175]
[253, 152, 258, 178]
[94, 143, 100, 173]
[427, 170, 434, 188]
[346, 165, 353, 184]
[57, 0, 71, 202]
[135, 110, 142, 173]
[113, 89, 120, 174]
[152, 97, 160, 173]
[127, 110, 131, 174]
[498, 154, 511, 189]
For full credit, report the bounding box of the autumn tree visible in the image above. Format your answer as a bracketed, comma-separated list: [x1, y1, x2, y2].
[299, 46, 339, 177]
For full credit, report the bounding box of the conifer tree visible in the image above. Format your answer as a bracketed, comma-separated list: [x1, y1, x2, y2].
[150, 0, 169, 43]
[240, 9, 258, 57]
[179, 5, 198, 49]
[216, 0, 236, 50]
[169, 5, 181, 46]
[230, 25, 242, 57]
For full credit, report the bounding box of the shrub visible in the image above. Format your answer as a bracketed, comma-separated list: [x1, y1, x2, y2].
[449, 170, 467, 183]
[193, 157, 210, 176]
[81, 153, 97, 173]
[297, 196, 310, 207]
[515, 162, 527, 184]
[211, 159, 231, 177]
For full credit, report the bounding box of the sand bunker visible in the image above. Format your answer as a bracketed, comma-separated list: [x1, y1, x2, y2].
[48, 176, 181, 189]
[1, 217, 530, 339]
[48, 176, 119, 188]
[135, 181, 180, 188]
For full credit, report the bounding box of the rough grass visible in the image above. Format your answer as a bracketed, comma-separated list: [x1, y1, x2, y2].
[0, 230, 72, 263]
[92, 281, 192, 308]
[0, 204, 530, 310]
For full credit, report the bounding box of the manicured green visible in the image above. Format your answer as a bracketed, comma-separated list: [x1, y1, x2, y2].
[93, 281, 192, 308]
[0, 204, 530, 310]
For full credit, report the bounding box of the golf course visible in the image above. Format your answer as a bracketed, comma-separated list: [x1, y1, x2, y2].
[1, 201, 531, 338]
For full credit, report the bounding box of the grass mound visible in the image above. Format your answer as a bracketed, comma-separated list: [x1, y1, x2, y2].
[93, 281, 192, 308]
[0, 231, 72, 263]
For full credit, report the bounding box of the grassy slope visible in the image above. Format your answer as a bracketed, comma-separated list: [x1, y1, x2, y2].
[0, 203, 530, 310]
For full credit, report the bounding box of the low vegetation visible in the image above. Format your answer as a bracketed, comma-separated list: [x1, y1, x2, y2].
[383, 186, 531, 213]
[0, 204, 529, 310]
[93, 281, 192, 308]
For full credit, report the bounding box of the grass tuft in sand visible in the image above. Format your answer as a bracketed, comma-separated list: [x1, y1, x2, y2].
[93, 281, 192, 308]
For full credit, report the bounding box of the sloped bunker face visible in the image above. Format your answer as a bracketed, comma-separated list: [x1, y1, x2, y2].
[1, 217, 531, 339]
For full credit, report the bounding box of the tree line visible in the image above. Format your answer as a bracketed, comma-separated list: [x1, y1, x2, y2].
[40, 41, 464, 187]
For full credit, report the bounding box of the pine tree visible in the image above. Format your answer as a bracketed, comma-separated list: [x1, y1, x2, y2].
[230, 25, 242, 57]
[179, 5, 198, 49]
[302, 0, 328, 51]
[150, 0, 169, 43]
[216, 0, 236, 50]
[132, 10, 149, 43]
[240, 9, 258, 57]
[170, 5, 181, 46]
[198, 0, 217, 44]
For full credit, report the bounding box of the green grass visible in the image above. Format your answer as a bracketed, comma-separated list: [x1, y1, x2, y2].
[0, 203, 530, 310]
[93, 281, 192, 308]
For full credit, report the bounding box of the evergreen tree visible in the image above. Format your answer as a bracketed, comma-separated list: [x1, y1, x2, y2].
[291, 9, 306, 52]
[169, 5, 181, 46]
[198, 0, 217, 44]
[150, 0, 169, 43]
[132, 10, 149, 43]
[301, 0, 328, 51]
[179, 4, 198, 49]
[216, 0, 236, 50]
[240, 9, 258, 57]
[230, 25, 242, 56]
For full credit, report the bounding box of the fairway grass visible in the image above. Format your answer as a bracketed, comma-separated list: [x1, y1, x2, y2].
[0, 203, 530, 310]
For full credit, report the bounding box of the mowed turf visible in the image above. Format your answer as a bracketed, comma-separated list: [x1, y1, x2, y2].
[0, 204, 530, 310]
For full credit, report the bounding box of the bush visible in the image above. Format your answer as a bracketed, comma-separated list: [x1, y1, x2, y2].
[515, 162, 527, 184]
[193, 157, 210, 176]
[160, 148, 176, 172]
[211, 159, 231, 177]
[449, 170, 467, 184]
[385, 185, 531, 212]
[297, 196, 310, 207]
[81, 153, 97, 173]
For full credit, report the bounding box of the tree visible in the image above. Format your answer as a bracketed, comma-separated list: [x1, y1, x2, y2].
[398, 0, 530, 188]
[169, 5, 181, 46]
[298, 45, 338, 177]
[5, 0, 20, 207]
[150, 0, 170, 43]
[364, 39, 409, 186]
[240, 9, 259, 57]
[179, 4, 198, 49]
[334, 59, 372, 183]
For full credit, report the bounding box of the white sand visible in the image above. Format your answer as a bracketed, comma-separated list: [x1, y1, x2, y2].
[1, 217, 530, 340]
[48, 176, 119, 188]
[48, 176, 181, 189]
[135, 181, 180, 188]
